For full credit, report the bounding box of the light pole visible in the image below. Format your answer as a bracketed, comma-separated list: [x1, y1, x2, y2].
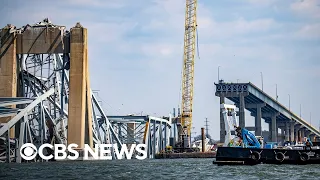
[288, 94, 290, 111]
[276, 84, 278, 101]
[260, 72, 263, 91]
[310, 112, 312, 125]
[300, 104, 302, 118]
[218, 66, 220, 83]
[191, 127, 196, 142]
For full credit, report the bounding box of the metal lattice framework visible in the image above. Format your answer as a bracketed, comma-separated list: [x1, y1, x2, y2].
[0, 19, 173, 163]
[180, 0, 198, 139]
[0, 19, 122, 162]
[107, 116, 172, 158]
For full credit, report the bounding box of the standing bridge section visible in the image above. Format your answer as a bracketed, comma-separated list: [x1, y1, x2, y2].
[215, 81, 320, 144]
[0, 19, 173, 163]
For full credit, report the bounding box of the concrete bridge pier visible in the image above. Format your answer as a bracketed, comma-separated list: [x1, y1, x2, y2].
[268, 122, 272, 141]
[294, 126, 300, 142]
[67, 23, 93, 149]
[263, 112, 279, 142]
[220, 96, 225, 143]
[276, 124, 279, 140]
[310, 134, 316, 141]
[247, 103, 265, 136]
[271, 113, 279, 142]
[254, 110, 262, 136]
[127, 123, 135, 150]
[285, 122, 290, 141]
[239, 93, 245, 128]
[280, 128, 285, 144]
[305, 130, 310, 138]
[0, 25, 17, 138]
[290, 122, 295, 142]
[294, 124, 305, 143]
[301, 128, 305, 139]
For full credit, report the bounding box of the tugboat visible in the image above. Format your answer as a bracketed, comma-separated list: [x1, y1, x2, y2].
[213, 104, 320, 165]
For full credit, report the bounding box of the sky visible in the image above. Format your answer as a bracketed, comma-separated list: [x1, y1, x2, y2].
[1, 0, 320, 140]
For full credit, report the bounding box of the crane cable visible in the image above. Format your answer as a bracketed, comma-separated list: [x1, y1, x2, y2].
[196, 26, 200, 60]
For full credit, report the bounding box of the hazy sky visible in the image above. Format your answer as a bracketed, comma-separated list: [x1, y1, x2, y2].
[1, 0, 319, 139]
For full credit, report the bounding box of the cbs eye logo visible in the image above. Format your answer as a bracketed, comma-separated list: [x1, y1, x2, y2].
[20, 143, 38, 160]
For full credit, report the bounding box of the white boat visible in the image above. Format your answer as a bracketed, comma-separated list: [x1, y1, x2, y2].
[191, 138, 215, 152]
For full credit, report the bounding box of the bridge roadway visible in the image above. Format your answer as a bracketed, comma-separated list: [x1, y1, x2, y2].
[215, 81, 320, 143]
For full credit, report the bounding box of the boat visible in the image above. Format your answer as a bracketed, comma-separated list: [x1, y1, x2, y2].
[212, 104, 320, 165]
[191, 138, 216, 152]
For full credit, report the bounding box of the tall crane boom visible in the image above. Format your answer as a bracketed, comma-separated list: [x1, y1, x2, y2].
[180, 0, 198, 141]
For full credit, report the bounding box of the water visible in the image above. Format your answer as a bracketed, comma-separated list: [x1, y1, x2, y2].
[1, 159, 319, 179]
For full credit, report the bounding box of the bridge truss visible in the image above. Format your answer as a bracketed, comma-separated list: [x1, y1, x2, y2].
[0, 19, 172, 163]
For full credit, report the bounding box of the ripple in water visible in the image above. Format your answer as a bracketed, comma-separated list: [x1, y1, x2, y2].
[0, 159, 319, 180]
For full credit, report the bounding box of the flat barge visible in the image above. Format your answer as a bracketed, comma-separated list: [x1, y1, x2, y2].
[155, 152, 216, 159]
[213, 146, 320, 165]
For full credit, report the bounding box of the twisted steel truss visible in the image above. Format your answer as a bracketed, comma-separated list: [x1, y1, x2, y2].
[0, 19, 172, 163]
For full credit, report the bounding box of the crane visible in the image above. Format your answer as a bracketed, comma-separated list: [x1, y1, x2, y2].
[220, 104, 262, 148]
[179, 0, 198, 148]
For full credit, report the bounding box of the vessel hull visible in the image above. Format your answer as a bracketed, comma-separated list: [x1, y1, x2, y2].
[213, 146, 320, 165]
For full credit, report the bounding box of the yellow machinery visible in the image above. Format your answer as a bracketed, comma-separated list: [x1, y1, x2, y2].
[179, 0, 198, 147]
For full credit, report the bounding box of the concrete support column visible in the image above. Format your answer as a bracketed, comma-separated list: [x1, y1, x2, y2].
[314, 135, 317, 142]
[67, 23, 92, 149]
[290, 122, 294, 142]
[310, 134, 316, 142]
[301, 128, 305, 139]
[271, 114, 277, 142]
[255, 106, 262, 136]
[239, 93, 245, 128]
[127, 123, 135, 143]
[285, 122, 290, 141]
[158, 123, 162, 151]
[268, 122, 272, 142]
[305, 130, 310, 138]
[219, 96, 225, 143]
[153, 120, 156, 156]
[85, 55, 93, 148]
[0, 25, 17, 138]
[118, 123, 122, 142]
[281, 128, 285, 144]
[295, 128, 299, 143]
[164, 123, 167, 147]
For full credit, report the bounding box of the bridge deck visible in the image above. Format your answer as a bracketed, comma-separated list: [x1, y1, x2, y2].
[0, 97, 34, 118]
[215, 82, 320, 137]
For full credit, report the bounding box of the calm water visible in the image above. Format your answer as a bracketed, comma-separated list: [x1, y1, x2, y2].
[1, 158, 319, 179]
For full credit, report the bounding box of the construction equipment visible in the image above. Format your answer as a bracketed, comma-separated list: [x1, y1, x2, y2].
[179, 0, 198, 148]
[221, 104, 262, 148]
[214, 104, 320, 165]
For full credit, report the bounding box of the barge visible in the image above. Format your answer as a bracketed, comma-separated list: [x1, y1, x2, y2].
[213, 146, 320, 165]
[214, 103, 320, 165]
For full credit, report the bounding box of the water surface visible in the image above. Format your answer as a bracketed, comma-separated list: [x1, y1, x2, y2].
[1, 158, 319, 179]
